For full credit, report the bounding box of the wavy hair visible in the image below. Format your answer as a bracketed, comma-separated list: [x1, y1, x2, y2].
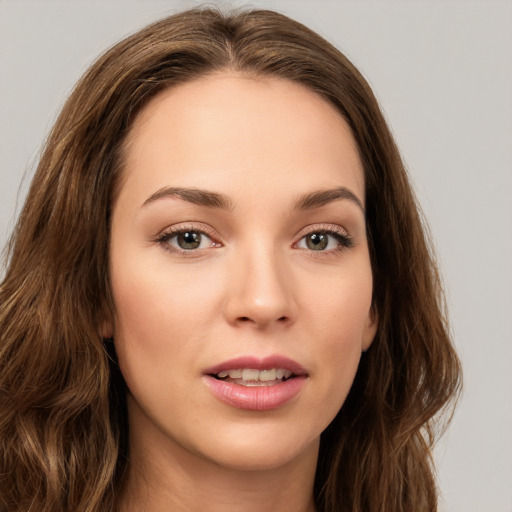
[0, 8, 461, 512]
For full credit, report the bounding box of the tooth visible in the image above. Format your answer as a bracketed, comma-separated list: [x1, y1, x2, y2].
[242, 369, 259, 380]
[217, 368, 293, 382]
[259, 369, 277, 381]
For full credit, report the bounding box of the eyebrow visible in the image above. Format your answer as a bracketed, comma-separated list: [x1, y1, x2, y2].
[142, 187, 234, 210]
[141, 185, 364, 214]
[294, 186, 365, 213]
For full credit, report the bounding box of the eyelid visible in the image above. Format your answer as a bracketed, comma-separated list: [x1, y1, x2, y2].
[153, 222, 353, 256]
[155, 222, 222, 255]
[295, 223, 351, 239]
[293, 223, 354, 251]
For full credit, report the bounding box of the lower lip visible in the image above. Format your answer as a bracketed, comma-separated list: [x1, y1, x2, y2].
[203, 375, 307, 411]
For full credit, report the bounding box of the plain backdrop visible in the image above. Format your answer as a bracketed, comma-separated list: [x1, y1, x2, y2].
[1, 1, 511, 511]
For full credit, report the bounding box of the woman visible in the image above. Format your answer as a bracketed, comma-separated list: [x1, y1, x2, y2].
[0, 8, 461, 512]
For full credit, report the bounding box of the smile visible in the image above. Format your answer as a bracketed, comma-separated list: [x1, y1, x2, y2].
[203, 356, 308, 410]
[214, 368, 294, 386]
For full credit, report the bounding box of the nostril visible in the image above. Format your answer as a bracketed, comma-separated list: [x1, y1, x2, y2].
[238, 315, 289, 324]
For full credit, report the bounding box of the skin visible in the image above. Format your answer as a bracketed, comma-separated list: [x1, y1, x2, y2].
[106, 72, 377, 512]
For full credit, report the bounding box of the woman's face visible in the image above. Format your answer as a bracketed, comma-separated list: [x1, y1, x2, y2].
[107, 73, 377, 472]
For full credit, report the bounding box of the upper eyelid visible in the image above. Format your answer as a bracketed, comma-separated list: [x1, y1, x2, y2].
[155, 226, 220, 256]
[294, 223, 354, 249]
[157, 223, 219, 240]
[295, 223, 350, 238]
[155, 222, 352, 244]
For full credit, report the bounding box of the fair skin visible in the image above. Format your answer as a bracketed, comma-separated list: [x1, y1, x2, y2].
[106, 72, 377, 512]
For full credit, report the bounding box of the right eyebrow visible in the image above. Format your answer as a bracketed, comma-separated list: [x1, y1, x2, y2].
[141, 186, 234, 210]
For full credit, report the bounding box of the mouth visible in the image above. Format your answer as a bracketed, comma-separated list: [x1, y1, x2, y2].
[210, 368, 296, 387]
[203, 355, 308, 411]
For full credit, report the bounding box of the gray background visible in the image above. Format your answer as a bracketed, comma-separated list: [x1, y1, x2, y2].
[1, 1, 511, 511]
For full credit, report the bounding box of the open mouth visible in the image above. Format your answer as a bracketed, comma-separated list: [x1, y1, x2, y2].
[210, 368, 296, 387]
[204, 358, 308, 410]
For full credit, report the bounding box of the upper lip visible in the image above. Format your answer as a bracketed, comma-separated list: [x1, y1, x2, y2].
[203, 355, 308, 376]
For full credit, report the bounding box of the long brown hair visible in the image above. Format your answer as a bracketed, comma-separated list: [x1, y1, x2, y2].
[0, 8, 461, 512]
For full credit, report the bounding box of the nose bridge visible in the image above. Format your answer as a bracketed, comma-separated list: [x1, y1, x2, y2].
[224, 235, 296, 328]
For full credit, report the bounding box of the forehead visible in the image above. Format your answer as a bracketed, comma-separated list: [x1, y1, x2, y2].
[120, 72, 364, 207]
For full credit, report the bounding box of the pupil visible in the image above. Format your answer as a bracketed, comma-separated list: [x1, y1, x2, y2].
[307, 233, 328, 250]
[178, 231, 201, 249]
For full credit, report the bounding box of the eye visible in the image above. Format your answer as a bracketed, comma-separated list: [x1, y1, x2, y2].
[158, 229, 218, 251]
[296, 230, 352, 251]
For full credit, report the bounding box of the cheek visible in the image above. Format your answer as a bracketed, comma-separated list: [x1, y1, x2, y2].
[109, 257, 224, 388]
[112, 252, 224, 328]
[299, 258, 374, 340]
[298, 259, 373, 404]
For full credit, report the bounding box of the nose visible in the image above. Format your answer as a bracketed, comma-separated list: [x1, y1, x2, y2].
[223, 243, 297, 330]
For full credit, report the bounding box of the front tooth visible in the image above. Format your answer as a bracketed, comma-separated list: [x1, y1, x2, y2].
[242, 369, 259, 380]
[259, 369, 277, 381]
[228, 369, 243, 379]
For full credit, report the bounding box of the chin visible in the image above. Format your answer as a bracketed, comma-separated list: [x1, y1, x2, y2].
[193, 425, 321, 473]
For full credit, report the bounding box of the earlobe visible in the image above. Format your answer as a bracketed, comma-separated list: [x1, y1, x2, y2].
[362, 306, 378, 352]
[99, 316, 114, 341]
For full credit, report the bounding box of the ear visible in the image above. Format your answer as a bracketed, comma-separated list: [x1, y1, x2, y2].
[362, 305, 378, 352]
[99, 314, 114, 340]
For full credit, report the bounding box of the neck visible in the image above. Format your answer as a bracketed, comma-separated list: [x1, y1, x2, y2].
[118, 399, 318, 512]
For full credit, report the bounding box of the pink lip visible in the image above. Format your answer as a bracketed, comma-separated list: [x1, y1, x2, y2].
[203, 355, 308, 411]
[203, 355, 307, 375]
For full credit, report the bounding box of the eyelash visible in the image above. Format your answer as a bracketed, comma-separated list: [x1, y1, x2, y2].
[155, 223, 354, 256]
[155, 224, 220, 256]
[295, 224, 354, 253]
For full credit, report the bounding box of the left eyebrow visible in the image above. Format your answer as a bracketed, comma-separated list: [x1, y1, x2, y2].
[294, 186, 365, 213]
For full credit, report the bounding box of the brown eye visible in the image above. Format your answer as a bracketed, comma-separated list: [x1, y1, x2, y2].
[176, 231, 203, 250]
[157, 226, 221, 254]
[296, 229, 353, 252]
[305, 233, 329, 250]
